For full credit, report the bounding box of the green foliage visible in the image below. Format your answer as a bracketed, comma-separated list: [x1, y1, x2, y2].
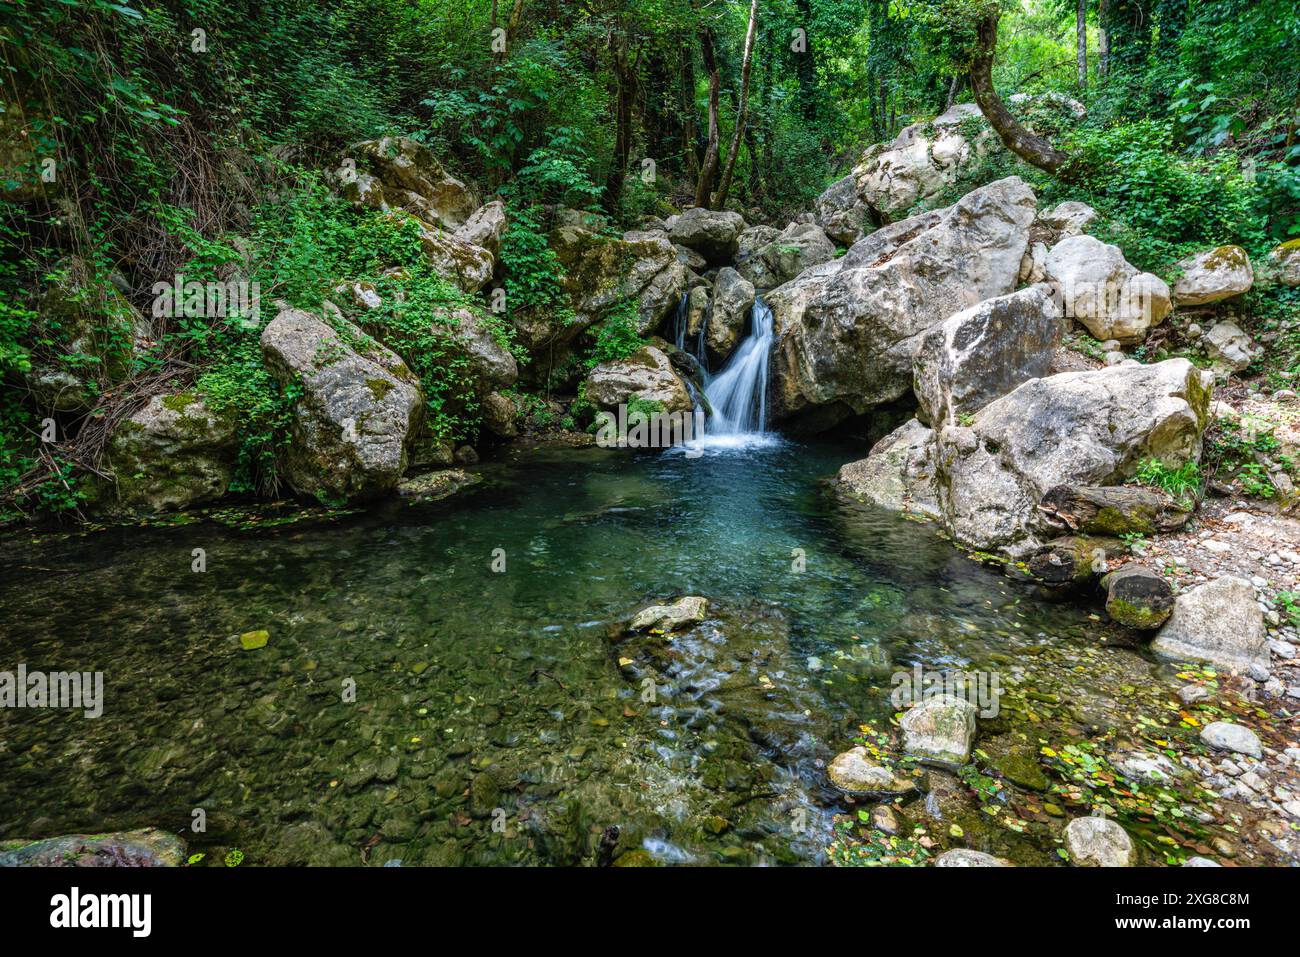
[586, 299, 647, 370]
[1063, 121, 1268, 267]
[1134, 458, 1202, 508]
[498, 206, 574, 326]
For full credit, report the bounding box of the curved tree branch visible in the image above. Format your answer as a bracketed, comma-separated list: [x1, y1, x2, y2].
[968, 13, 1072, 177]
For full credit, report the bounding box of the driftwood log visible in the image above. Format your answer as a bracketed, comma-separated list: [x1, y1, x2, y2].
[1100, 563, 1174, 629]
[1038, 484, 1191, 536]
[1015, 536, 1114, 588]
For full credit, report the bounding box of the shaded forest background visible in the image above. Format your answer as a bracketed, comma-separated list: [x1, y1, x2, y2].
[1, 0, 1298, 515]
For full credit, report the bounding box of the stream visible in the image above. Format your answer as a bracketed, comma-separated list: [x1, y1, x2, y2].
[0, 436, 1243, 866]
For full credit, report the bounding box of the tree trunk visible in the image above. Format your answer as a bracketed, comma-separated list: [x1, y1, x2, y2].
[1076, 0, 1088, 89]
[1101, 564, 1174, 629]
[1097, 0, 1109, 76]
[603, 38, 637, 214]
[495, 0, 525, 60]
[1038, 484, 1192, 536]
[969, 13, 1072, 176]
[946, 74, 961, 109]
[715, 0, 759, 208]
[681, 53, 700, 183]
[694, 28, 721, 209]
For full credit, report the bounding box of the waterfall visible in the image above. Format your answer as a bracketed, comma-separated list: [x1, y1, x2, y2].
[701, 297, 773, 436]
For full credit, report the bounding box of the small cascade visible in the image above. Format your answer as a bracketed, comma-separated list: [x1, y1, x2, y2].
[673, 292, 690, 353]
[701, 297, 774, 436]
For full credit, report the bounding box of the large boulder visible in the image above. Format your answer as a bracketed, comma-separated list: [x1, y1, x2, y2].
[19, 257, 150, 411]
[109, 393, 239, 513]
[757, 222, 836, 288]
[835, 418, 939, 518]
[406, 214, 495, 293]
[1151, 576, 1270, 676]
[433, 306, 518, 396]
[913, 284, 1066, 427]
[1172, 246, 1253, 306]
[935, 358, 1213, 555]
[1043, 235, 1171, 343]
[668, 207, 746, 265]
[339, 136, 478, 230]
[852, 103, 992, 222]
[734, 225, 781, 288]
[1037, 201, 1097, 237]
[708, 267, 754, 360]
[519, 225, 683, 385]
[261, 307, 424, 501]
[814, 174, 872, 245]
[1267, 239, 1300, 286]
[451, 199, 507, 258]
[582, 343, 693, 415]
[770, 176, 1036, 428]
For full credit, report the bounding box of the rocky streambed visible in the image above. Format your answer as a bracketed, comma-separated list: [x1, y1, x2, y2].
[2, 440, 1293, 867]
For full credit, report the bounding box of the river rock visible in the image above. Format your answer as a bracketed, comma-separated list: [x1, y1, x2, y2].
[0, 828, 186, 867]
[261, 307, 424, 500]
[428, 304, 518, 396]
[852, 103, 993, 222]
[708, 267, 754, 360]
[1018, 241, 1048, 284]
[1173, 246, 1254, 306]
[668, 207, 746, 265]
[1101, 564, 1174, 629]
[1043, 235, 1171, 343]
[629, 596, 708, 633]
[913, 284, 1066, 426]
[1064, 816, 1135, 867]
[770, 176, 1035, 428]
[835, 418, 939, 518]
[109, 392, 239, 513]
[936, 358, 1212, 555]
[1203, 321, 1257, 373]
[934, 849, 1009, 867]
[814, 174, 872, 245]
[583, 343, 693, 416]
[1152, 576, 1270, 675]
[1110, 749, 1182, 784]
[1199, 721, 1262, 758]
[339, 136, 479, 230]
[1183, 856, 1222, 867]
[397, 468, 480, 503]
[1268, 239, 1300, 286]
[900, 694, 977, 767]
[827, 747, 920, 797]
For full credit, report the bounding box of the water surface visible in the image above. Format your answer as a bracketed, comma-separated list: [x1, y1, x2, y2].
[0, 440, 1216, 865]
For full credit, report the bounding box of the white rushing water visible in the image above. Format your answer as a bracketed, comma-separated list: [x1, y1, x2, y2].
[677, 295, 779, 453]
[703, 296, 774, 435]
